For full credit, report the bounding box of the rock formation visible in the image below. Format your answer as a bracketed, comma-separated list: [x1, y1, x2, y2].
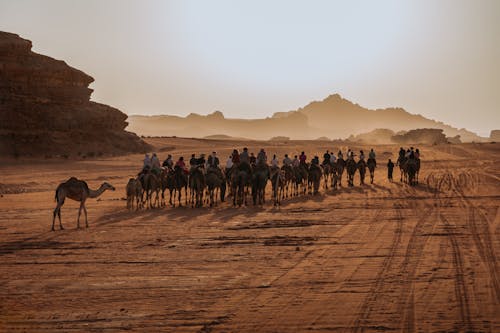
[391, 128, 448, 145]
[490, 130, 500, 142]
[0, 31, 150, 157]
[128, 94, 485, 142]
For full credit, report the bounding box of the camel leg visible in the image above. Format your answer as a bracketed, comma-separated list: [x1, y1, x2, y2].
[83, 204, 88, 228]
[77, 203, 82, 229]
[52, 205, 61, 231]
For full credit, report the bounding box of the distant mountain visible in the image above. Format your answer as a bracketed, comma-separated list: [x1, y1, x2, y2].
[127, 94, 485, 142]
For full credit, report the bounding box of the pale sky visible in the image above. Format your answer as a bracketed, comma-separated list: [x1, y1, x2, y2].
[1, 0, 499, 136]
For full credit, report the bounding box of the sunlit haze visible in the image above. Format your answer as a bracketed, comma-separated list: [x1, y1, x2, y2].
[1, 0, 498, 136]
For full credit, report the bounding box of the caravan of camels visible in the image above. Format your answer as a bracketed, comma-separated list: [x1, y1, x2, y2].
[52, 146, 421, 230]
[52, 146, 420, 230]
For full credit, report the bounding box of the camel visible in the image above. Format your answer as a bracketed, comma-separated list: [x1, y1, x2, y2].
[252, 164, 269, 205]
[271, 169, 285, 206]
[293, 164, 308, 196]
[173, 166, 189, 207]
[142, 172, 161, 208]
[407, 159, 418, 186]
[397, 156, 408, 183]
[232, 168, 250, 206]
[358, 159, 367, 185]
[281, 165, 295, 198]
[126, 177, 143, 210]
[336, 158, 346, 186]
[206, 168, 226, 207]
[321, 162, 332, 190]
[346, 158, 357, 187]
[308, 164, 322, 195]
[367, 158, 376, 184]
[52, 177, 115, 231]
[189, 167, 206, 208]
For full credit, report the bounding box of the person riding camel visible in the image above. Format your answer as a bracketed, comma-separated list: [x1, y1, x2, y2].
[151, 153, 161, 175]
[249, 152, 256, 166]
[175, 156, 189, 176]
[337, 150, 343, 160]
[292, 155, 300, 168]
[323, 150, 331, 165]
[405, 149, 411, 159]
[399, 147, 405, 160]
[311, 155, 320, 167]
[207, 152, 223, 178]
[257, 148, 267, 165]
[347, 149, 354, 160]
[415, 148, 420, 159]
[283, 154, 292, 167]
[231, 149, 240, 165]
[368, 148, 376, 167]
[143, 153, 152, 169]
[162, 154, 173, 170]
[189, 154, 197, 167]
[299, 151, 307, 166]
[238, 148, 252, 174]
[330, 151, 337, 164]
[359, 150, 365, 161]
[271, 154, 279, 168]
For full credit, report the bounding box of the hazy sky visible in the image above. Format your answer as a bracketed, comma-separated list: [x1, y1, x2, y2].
[1, 0, 499, 136]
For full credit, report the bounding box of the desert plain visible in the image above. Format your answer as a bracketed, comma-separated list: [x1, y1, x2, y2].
[0, 138, 499, 332]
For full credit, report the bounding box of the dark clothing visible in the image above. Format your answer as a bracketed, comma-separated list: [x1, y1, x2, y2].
[189, 157, 197, 166]
[208, 155, 219, 167]
[240, 151, 249, 164]
[196, 157, 206, 166]
[250, 155, 256, 165]
[323, 153, 331, 165]
[387, 161, 394, 180]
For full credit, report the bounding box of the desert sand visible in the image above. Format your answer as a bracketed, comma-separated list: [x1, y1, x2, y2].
[0, 138, 499, 332]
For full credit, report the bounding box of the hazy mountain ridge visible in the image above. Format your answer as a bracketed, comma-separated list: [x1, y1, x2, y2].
[127, 93, 485, 142]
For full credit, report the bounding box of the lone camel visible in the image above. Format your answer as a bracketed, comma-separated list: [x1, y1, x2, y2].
[52, 177, 115, 231]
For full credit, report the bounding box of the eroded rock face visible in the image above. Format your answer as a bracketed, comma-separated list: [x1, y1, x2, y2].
[0, 31, 150, 157]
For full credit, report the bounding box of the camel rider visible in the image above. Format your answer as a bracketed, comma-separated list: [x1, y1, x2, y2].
[323, 150, 331, 165]
[240, 147, 249, 164]
[368, 148, 376, 167]
[143, 153, 152, 173]
[299, 151, 307, 165]
[189, 154, 197, 167]
[271, 154, 279, 168]
[292, 155, 300, 168]
[231, 149, 240, 165]
[398, 147, 405, 160]
[151, 153, 161, 175]
[250, 153, 256, 166]
[197, 154, 206, 168]
[283, 154, 292, 167]
[225, 155, 233, 176]
[162, 154, 173, 169]
[330, 152, 337, 164]
[369, 149, 376, 160]
[175, 156, 189, 176]
[311, 156, 320, 167]
[257, 149, 267, 165]
[415, 148, 420, 159]
[207, 152, 223, 178]
[347, 149, 354, 160]
[337, 150, 343, 160]
[405, 149, 411, 159]
[359, 150, 365, 162]
[238, 148, 252, 173]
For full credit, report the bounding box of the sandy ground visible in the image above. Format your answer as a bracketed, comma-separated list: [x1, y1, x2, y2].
[0, 139, 499, 332]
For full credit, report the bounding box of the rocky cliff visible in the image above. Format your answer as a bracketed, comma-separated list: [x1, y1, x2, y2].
[0, 31, 150, 157]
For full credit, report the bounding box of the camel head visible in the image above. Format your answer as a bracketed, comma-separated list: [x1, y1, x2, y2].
[102, 182, 116, 191]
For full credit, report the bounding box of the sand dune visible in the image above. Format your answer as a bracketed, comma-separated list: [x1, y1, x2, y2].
[0, 139, 499, 332]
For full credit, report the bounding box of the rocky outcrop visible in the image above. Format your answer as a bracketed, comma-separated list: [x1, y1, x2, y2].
[0, 31, 150, 157]
[490, 130, 500, 142]
[391, 128, 448, 145]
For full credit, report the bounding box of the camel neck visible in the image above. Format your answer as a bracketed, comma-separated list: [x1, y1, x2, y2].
[89, 185, 106, 198]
